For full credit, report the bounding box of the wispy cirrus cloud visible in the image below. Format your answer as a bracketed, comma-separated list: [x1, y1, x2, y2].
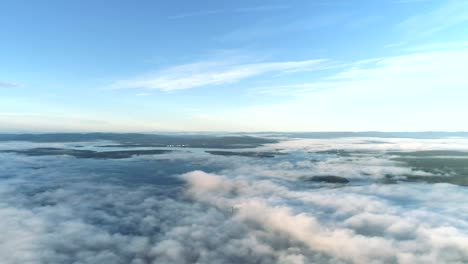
[394, 0, 433, 3]
[111, 59, 327, 92]
[385, 1, 468, 49]
[0, 81, 19, 88]
[201, 46, 468, 131]
[403, 40, 468, 52]
[251, 81, 346, 97]
[397, 0, 468, 38]
[168, 4, 289, 19]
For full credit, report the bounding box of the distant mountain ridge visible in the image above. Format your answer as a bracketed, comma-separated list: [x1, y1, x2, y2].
[247, 131, 468, 139]
[0, 133, 276, 149]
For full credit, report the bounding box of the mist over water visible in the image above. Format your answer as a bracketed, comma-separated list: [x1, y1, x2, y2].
[1, 134, 468, 263]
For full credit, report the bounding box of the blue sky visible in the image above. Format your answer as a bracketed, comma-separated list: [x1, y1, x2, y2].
[1, 0, 467, 132]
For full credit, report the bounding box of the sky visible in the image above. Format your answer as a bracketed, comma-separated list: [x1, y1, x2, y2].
[1, 0, 468, 132]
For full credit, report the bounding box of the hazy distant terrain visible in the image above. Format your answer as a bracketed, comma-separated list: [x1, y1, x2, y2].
[1, 133, 468, 263]
[0, 133, 276, 148]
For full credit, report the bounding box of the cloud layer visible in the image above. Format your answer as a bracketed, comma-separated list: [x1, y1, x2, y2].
[1, 136, 468, 263]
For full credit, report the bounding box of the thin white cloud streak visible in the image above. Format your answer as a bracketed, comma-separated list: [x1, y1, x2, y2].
[168, 4, 289, 19]
[394, 0, 433, 3]
[403, 40, 468, 52]
[397, 0, 468, 38]
[221, 12, 349, 43]
[251, 81, 346, 97]
[0, 81, 19, 88]
[112, 59, 326, 92]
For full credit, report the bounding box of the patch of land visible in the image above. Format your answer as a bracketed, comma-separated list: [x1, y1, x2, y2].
[97, 144, 167, 148]
[304, 175, 350, 184]
[0, 133, 277, 149]
[205, 151, 285, 158]
[268, 132, 468, 139]
[388, 150, 468, 157]
[314, 149, 354, 157]
[392, 156, 468, 175]
[385, 153, 468, 185]
[402, 175, 468, 186]
[1, 148, 173, 159]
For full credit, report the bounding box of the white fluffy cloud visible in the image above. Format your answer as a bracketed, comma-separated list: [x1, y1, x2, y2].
[182, 170, 468, 264]
[1, 137, 468, 263]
